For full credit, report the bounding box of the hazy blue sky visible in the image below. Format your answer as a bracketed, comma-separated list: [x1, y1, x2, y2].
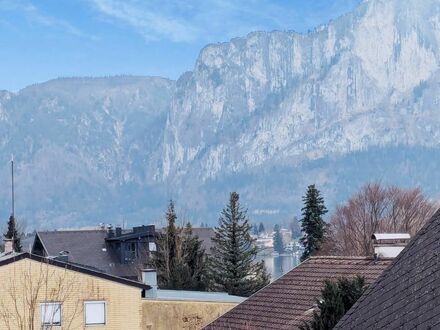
[0, 0, 361, 91]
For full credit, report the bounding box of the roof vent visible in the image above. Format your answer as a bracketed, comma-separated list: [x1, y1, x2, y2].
[371, 233, 411, 258]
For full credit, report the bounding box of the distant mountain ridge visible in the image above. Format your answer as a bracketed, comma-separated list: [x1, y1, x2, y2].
[2, 0, 440, 228]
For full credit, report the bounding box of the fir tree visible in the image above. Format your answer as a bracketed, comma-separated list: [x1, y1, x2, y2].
[252, 224, 259, 236]
[273, 224, 284, 254]
[154, 201, 208, 290]
[154, 200, 181, 288]
[300, 276, 366, 330]
[258, 222, 265, 235]
[4, 215, 22, 252]
[181, 222, 208, 290]
[300, 185, 328, 262]
[209, 192, 270, 297]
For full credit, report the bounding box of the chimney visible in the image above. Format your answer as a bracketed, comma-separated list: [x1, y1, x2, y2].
[107, 225, 114, 238]
[4, 238, 13, 254]
[371, 233, 411, 258]
[115, 227, 122, 237]
[142, 269, 158, 298]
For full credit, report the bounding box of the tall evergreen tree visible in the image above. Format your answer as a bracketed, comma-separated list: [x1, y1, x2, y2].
[300, 185, 328, 262]
[154, 200, 181, 288]
[4, 215, 22, 252]
[209, 192, 270, 297]
[154, 201, 208, 290]
[258, 222, 265, 235]
[300, 276, 367, 330]
[181, 222, 208, 290]
[273, 224, 284, 254]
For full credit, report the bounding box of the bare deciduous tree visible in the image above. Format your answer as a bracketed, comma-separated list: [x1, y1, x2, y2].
[328, 183, 438, 256]
[0, 258, 100, 330]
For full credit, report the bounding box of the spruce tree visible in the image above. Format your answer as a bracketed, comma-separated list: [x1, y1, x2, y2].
[300, 276, 366, 330]
[300, 185, 327, 262]
[258, 222, 265, 235]
[181, 222, 208, 290]
[4, 215, 22, 252]
[154, 201, 208, 290]
[209, 192, 270, 297]
[273, 224, 284, 254]
[154, 200, 181, 289]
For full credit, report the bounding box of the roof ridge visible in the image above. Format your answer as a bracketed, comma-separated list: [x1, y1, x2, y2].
[38, 229, 106, 233]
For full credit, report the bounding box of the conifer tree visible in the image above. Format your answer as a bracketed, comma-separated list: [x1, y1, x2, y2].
[273, 224, 284, 254]
[154, 200, 181, 288]
[258, 222, 265, 235]
[300, 276, 366, 330]
[154, 201, 208, 290]
[181, 222, 208, 290]
[209, 192, 270, 297]
[4, 215, 22, 252]
[300, 185, 328, 262]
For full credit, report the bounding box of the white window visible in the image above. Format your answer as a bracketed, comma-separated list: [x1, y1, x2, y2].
[40, 302, 62, 326]
[85, 301, 106, 326]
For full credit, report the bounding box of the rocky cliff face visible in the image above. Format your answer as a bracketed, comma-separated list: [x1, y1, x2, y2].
[2, 0, 440, 228]
[162, 0, 440, 183]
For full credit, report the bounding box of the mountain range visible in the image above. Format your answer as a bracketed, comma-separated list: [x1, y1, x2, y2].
[2, 0, 440, 229]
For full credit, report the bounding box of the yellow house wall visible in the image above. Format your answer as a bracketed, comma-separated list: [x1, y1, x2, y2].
[0, 258, 144, 330]
[142, 300, 237, 330]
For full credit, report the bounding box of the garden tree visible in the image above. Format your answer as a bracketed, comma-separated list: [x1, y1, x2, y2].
[273, 224, 284, 254]
[209, 192, 270, 297]
[289, 216, 302, 239]
[300, 185, 328, 261]
[154, 201, 208, 290]
[4, 215, 22, 252]
[181, 222, 208, 290]
[252, 224, 259, 236]
[300, 276, 367, 330]
[329, 184, 437, 256]
[0, 259, 86, 330]
[258, 222, 265, 235]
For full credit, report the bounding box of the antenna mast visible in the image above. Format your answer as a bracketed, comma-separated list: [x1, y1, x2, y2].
[11, 157, 14, 218]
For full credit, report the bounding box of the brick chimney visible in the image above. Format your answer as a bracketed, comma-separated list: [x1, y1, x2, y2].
[4, 238, 13, 254]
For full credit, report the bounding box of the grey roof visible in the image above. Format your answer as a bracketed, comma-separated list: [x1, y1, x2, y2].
[336, 209, 440, 330]
[159, 227, 215, 252]
[34, 230, 137, 278]
[192, 228, 215, 252]
[153, 290, 246, 303]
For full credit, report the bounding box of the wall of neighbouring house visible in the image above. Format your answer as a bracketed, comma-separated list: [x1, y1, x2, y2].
[0, 258, 144, 330]
[142, 300, 237, 330]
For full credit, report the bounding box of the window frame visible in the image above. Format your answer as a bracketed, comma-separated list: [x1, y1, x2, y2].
[40, 302, 62, 327]
[84, 300, 107, 326]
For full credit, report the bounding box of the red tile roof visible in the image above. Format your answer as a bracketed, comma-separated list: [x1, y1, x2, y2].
[205, 256, 392, 330]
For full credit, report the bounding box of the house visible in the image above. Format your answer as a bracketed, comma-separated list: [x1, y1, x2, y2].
[335, 210, 440, 329]
[204, 256, 393, 329]
[0, 249, 150, 329]
[143, 288, 245, 330]
[31, 225, 156, 280]
[159, 227, 216, 253]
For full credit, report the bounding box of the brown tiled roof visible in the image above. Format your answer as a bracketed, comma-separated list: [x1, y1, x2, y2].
[204, 256, 392, 330]
[335, 209, 440, 330]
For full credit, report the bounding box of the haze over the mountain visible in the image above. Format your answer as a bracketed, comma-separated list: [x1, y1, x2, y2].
[2, 0, 440, 229]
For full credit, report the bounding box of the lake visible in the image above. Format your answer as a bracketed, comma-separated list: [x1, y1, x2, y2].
[260, 254, 301, 281]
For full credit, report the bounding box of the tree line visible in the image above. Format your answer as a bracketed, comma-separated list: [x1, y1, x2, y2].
[153, 193, 269, 297]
